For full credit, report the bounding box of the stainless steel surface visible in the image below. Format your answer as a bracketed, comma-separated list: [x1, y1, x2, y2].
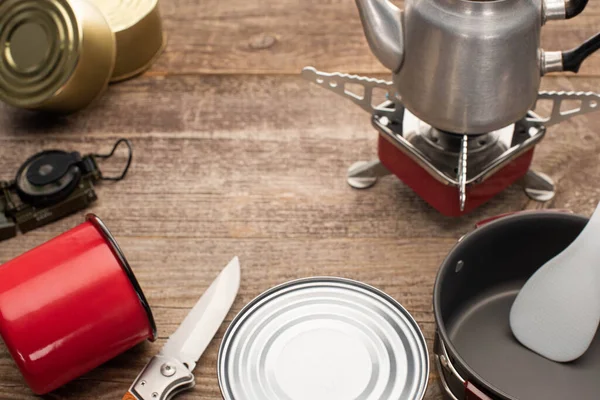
[347, 160, 391, 189]
[542, 51, 564, 74]
[355, 0, 543, 134]
[160, 257, 241, 371]
[355, 0, 403, 72]
[128, 355, 194, 400]
[521, 170, 556, 202]
[543, 0, 567, 21]
[218, 277, 429, 400]
[160, 363, 177, 377]
[301, 67, 404, 122]
[373, 101, 546, 188]
[457, 136, 468, 212]
[127, 257, 241, 400]
[530, 91, 600, 127]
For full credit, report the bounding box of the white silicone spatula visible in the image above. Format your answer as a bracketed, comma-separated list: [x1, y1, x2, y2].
[510, 202, 600, 362]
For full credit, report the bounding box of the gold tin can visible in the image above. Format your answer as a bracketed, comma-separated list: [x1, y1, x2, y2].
[0, 0, 116, 113]
[89, 0, 165, 82]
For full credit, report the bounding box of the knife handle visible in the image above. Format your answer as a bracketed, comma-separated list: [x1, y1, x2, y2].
[126, 355, 195, 400]
[122, 392, 139, 400]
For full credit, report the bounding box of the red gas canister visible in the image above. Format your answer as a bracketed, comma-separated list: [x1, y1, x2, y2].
[0, 214, 156, 394]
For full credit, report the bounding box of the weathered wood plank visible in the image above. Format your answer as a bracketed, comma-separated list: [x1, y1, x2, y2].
[1, 74, 596, 139]
[0, 1, 599, 395]
[0, 76, 599, 242]
[145, 0, 600, 76]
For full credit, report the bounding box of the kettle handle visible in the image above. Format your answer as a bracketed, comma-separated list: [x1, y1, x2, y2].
[562, 32, 600, 73]
[565, 0, 589, 19]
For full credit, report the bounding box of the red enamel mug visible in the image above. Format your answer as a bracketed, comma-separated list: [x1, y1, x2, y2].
[0, 214, 156, 394]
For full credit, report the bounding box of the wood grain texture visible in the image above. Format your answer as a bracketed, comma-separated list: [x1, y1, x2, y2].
[149, 0, 600, 76]
[0, 1, 599, 399]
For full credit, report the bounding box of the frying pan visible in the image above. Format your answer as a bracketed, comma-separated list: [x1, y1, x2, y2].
[433, 211, 600, 400]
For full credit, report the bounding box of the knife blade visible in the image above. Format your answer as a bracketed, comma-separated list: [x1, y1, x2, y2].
[122, 257, 241, 400]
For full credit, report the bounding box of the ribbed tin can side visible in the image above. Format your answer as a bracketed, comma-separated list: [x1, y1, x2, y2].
[0, 0, 115, 112]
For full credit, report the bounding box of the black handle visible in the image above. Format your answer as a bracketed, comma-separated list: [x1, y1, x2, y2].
[562, 32, 600, 73]
[565, 0, 589, 19]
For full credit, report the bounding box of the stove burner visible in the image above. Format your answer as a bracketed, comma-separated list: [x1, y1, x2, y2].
[415, 129, 499, 155]
[303, 67, 600, 216]
[352, 106, 549, 215]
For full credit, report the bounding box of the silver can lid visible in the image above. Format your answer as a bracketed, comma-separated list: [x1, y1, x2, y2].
[218, 277, 429, 400]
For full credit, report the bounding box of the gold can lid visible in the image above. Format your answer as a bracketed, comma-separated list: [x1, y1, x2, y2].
[0, 0, 82, 108]
[89, 0, 165, 82]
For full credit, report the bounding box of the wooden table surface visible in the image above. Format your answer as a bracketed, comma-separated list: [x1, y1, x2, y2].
[0, 1, 599, 399]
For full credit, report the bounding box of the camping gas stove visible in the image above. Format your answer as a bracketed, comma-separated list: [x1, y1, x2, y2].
[303, 67, 600, 216]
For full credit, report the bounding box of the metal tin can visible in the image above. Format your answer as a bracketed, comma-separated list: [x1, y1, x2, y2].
[0, 214, 156, 395]
[218, 277, 429, 400]
[0, 0, 116, 113]
[88, 0, 165, 82]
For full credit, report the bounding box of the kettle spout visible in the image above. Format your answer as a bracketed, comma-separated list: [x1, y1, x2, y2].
[355, 0, 404, 72]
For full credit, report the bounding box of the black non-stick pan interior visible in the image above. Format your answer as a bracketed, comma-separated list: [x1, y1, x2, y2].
[435, 212, 600, 400]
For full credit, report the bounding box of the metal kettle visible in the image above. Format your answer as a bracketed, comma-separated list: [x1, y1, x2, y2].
[356, 0, 600, 134]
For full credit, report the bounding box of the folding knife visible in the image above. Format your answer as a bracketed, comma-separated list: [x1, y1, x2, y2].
[122, 257, 241, 400]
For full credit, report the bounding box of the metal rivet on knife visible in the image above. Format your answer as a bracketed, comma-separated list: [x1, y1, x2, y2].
[160, 363, 176, 377]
